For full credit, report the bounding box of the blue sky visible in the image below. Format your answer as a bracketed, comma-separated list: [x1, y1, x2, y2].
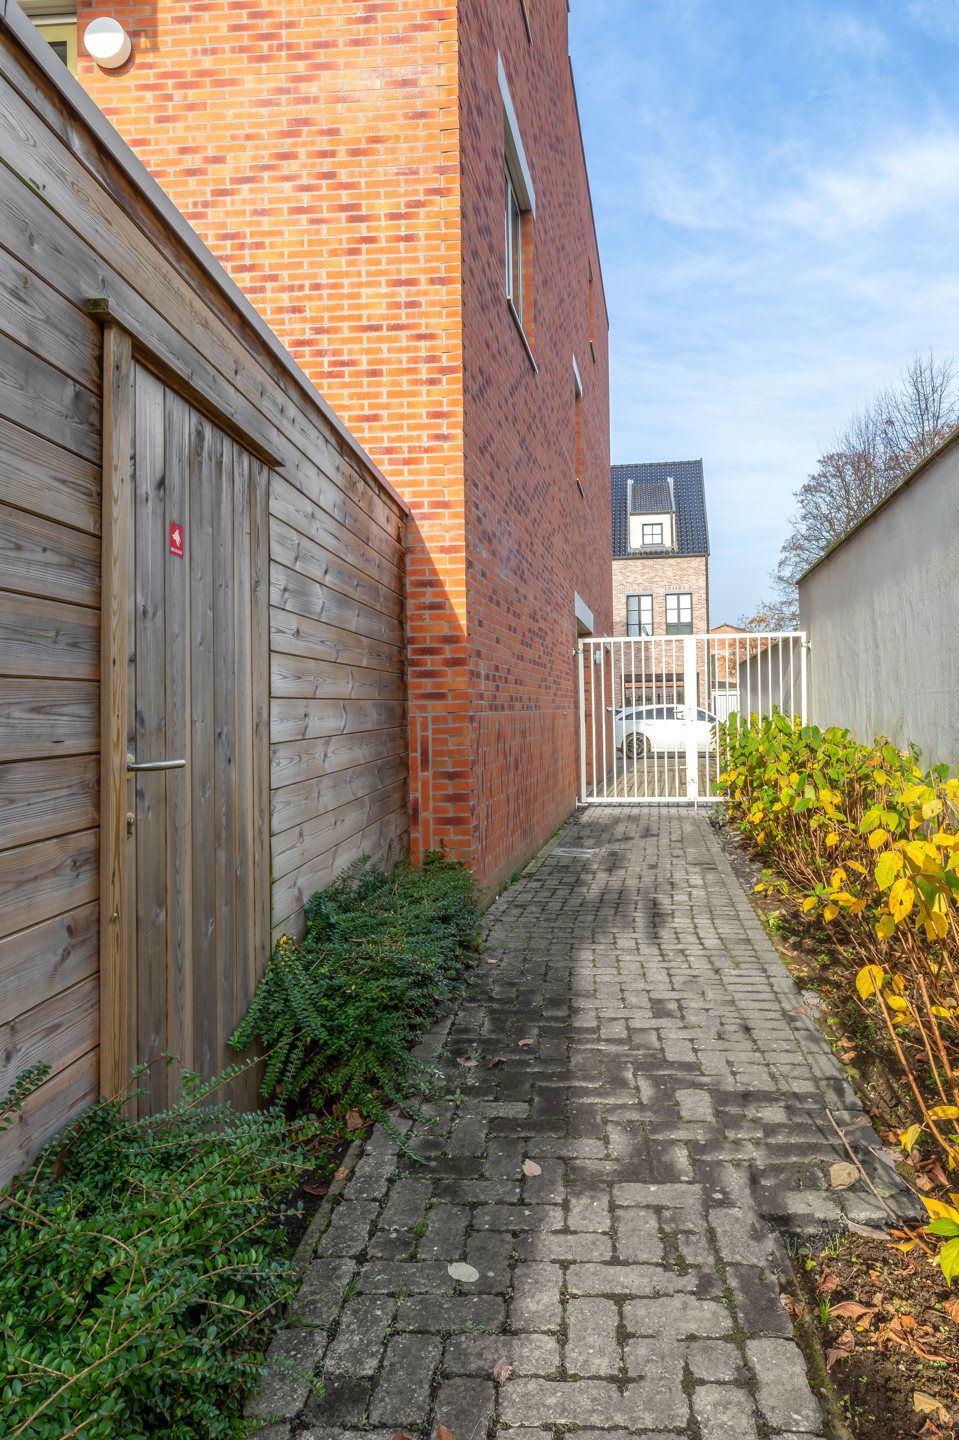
[569, 0, 959, 623]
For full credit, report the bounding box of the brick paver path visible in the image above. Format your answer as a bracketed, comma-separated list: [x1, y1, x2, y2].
[253, 808, 918, 1440]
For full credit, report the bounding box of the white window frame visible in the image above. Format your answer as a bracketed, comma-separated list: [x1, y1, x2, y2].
[626, 593, 653, 637]
[505, 167, 524, 318]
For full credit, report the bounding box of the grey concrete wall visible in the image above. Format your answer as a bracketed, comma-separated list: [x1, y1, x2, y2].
[799, 441, 959, 770]
[738, 637, 804, 720]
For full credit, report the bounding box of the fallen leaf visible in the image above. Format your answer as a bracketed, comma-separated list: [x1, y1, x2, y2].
[345, 1109, 364, 1131]
[825, 1330, 856, 1370]
[944, 1297, 959, 1325]
[847, 1221, 889, 1240]
[492, 1359, 513, 1386]
[458, 1058, 479, 1068]
[486, 1057, 504, 1069]
[435, 1427, 455, 1440]
[518, 1039, 535, 1048]
[780, 1292, 805, 1320]
[817, 1269, 841, 1294]
[391, 1432, 416, 1440]
[915, 1392, 952, 1424]
[334, 1166, 350, 1181]
[829, 1162, 859, 1190]
[522, 1159, 542, 1177]
[830, 1301, 879, 1328]
[302, 1180, 329, 1197]
[448, 1262, 480, 1284]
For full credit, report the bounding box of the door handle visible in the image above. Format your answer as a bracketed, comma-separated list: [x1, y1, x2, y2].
[126, 755, 186, 773]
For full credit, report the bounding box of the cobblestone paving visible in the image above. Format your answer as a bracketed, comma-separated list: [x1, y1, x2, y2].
[253, 807, 919, 1440]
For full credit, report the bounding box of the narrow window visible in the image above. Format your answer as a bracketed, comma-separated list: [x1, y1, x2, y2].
[588, 265, 597, 357]
[519, 0, 532, 42]
[626, 594, 654, 637]
[505, 168, 525, 322]
[665, 592, 694, 636]
[573, 356, 584, 489]
[642, 522, 664, 547]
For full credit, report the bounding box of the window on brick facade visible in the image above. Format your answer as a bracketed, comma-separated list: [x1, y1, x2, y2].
[519, 0, 532, 42]
[626, 594, 654, 637]
[33, 19, 78, 73]
[505, 168, 525, 321]
[642, 522, 664, 546]
[588, 264, 597, 356]
[573, 356, 584, 488]
[665, 592, 694, 636]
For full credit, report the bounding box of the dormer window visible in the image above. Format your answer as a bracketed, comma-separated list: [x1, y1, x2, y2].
[642, 522, 664, 547]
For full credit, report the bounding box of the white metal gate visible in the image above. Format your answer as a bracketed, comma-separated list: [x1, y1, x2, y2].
[578, 632, 807, 804]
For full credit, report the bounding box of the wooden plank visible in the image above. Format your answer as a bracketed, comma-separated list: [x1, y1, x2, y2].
[0, 754, 98, 850]
[0, 413, 100, 536]
[271, 651, 405, 702]
[0, 1047, 98, 1188]
[0, 829, 98, 940]
[0, 901, 98, 1026]
[0, 678, 98, 760]
[270, 516, 401, 625]
[0, 973, 98, 1093]
[270, 753, 407, 837]
[98, 322, 132, 1104]
[132, 363, 168, 1113]
[189, 407, 216, 1081]
[270, 473, 403, 597]
[271, 560, 404, 647]
[272, 779, 407, 882]
[211, 428, 236, 1089]
[250, 459, 272, 1035]
[0, 329, 99, 461]
[163, 386, 192, 1101]
[270, 726, 408, 791]
[0, 73, 405, 559]
[230, 440, 256, 1108]
[271, 697, 405, 745]
[0, 592, 98, 678]
[271, 806, 408, 938]
[0, 501, 100, 606]
[0, 239, 100, 392]
[269, 604, 402, 673]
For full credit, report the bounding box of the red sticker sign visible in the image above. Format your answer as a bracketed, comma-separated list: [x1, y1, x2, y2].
[169, 522, 184, 558]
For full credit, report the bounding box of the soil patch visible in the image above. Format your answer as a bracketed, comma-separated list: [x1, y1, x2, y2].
[794, 1234, 959, 1439]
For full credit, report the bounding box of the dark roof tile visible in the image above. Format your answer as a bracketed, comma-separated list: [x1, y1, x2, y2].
[611, 459, 709, 558]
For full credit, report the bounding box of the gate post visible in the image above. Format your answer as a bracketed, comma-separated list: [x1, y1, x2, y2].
[683, 635, 699, 800]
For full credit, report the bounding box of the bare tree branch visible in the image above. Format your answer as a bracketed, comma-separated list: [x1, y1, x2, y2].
[741, 351, 958, 630]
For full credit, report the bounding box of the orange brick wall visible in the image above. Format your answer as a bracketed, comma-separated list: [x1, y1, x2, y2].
[75, 0, 611, 889]
[612, 556, 709, 636]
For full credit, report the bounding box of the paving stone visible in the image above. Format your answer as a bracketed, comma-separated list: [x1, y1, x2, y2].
[746, 1339, 824, 1433]
[417, 1204, 471, 1262]
[692, 1382, 760, 1439]
[499, 1378, 632, 1428]
[300, 1375, 373, 1427]
[315, 1200, 378, 1259]
[432, 1377, 495, 1439]
[444, 1330, 560, 1377]
[511, 1260, 562, 1330]
[623, 1296, 734, 1339]
[516, 1229, 613, 1262]
[614, 1208, 664, 1263]
[396, 1294, 506, 1332]
[289, 1259, 355, 1328]
[567, 1263, 696, 1297]
[246, 1327, 327, 1420]
[686, 1338, 747, 1383]
[324, 1295, 395, 1376]
[567, 1189, 611, 1232]
[465, 1230, 515, 1290]
[566, 1298, 620, 1376]
[368, 1333, 442, 1426]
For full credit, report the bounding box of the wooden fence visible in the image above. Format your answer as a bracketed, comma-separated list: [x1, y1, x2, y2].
[0, 0, 409, 1181]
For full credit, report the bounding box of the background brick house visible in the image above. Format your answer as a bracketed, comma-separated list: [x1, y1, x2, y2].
[49, 0, 612, 893]
[611, 461, 710, 638]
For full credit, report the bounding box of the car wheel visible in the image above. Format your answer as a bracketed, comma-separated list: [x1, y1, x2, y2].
[624, 732, 649, 760]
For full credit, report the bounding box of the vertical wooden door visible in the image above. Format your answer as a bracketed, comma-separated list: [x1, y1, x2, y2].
[120, 361, 269, 1112]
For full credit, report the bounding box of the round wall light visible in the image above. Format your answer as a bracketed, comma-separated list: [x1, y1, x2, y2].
[82, 16, 132, 68]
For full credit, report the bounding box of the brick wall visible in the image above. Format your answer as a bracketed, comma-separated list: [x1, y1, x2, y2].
[75, 0, 611, 890]
[458, 0, 611, 888]
[612, 555, 709, 635]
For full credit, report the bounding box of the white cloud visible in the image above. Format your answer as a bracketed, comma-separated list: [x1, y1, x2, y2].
[908, 0, 959, 42]
[824, 12, 891, 59]
[779, 132, 959, 236]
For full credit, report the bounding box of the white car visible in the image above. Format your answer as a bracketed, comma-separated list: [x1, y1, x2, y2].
[613, 704, 718, 758]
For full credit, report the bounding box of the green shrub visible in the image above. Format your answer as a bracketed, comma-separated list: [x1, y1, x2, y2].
[231, 853, 481, 1117]
[1, 1066, 310, 1440]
